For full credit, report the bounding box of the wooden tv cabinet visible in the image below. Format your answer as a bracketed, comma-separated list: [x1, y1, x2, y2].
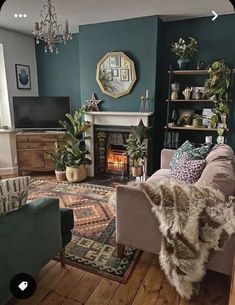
[16, 131, 64, 175]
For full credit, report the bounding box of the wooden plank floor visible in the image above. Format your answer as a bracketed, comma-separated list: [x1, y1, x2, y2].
[4, 173, 232, 305]
[8, 253, 230, 305]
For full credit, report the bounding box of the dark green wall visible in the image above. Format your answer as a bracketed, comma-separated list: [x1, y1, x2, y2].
[162, 14, 235, 150]
[36, 13, 235, 153]
[79, 16, 159, 112]
[36, 33, 80, 112]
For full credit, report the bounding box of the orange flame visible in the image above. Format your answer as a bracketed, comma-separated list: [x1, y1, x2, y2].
[107, 146, 127, 171]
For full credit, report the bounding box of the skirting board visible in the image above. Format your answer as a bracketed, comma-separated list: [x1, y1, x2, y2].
[0, 166, 18, 175]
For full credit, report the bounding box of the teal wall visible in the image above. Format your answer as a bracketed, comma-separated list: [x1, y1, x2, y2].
[79, 16, 159, 112]
[36, 13, 235, 153]
[162, 14, 235, 150]
[36, 33, 80, 112]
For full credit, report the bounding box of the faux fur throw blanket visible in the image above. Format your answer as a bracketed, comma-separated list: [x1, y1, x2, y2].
[140, 180, 235, 299]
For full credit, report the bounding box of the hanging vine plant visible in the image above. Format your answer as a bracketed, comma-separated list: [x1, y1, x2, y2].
[205, 60, 231, 136]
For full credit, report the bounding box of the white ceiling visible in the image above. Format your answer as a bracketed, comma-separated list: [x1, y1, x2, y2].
[0, 0, 234, 35]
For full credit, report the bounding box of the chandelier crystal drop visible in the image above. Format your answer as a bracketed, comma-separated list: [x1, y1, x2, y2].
[32, 0, 72, 54]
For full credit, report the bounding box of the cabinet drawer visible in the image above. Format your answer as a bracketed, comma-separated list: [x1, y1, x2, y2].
[16, 134, 60, 143]
[43, 142, 57, 150]
[18, 151, 45, 168]
[17, 142, 42, 149]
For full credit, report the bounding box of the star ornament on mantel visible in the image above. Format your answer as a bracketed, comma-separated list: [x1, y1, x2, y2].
[85, 94, 102, 111]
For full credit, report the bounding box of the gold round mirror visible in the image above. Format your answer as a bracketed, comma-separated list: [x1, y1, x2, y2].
[96, 51, 137, 99]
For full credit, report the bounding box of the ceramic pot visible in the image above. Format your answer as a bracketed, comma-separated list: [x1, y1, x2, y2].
[183, 115, 192, 126]
[217, 136, 225, 144]
[182, 87, 193, 100]
[177, 57, 190, 70]
[131, 166, 142, 177]
[66, 165, 87, 182]
[55, 170, 66, 182]
[192, 118, 203, 127]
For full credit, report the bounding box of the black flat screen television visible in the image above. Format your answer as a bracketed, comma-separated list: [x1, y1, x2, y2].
[13, 96, 71, 130]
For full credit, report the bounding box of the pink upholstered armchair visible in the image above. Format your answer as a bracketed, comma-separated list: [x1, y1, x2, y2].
[116, 148, 235, 276]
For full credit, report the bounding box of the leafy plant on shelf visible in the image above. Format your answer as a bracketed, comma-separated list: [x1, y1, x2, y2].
[171, 37, 198, 59]
[205, 60, 231, 135]
[59, 106, 92, 168]
[48, 142, 66, 171]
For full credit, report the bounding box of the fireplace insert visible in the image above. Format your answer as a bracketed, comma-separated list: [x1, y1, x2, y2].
[94, 126, 130, 176]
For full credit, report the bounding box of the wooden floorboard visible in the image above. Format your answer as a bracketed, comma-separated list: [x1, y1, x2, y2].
[132, 256, 165, 305]
[7, 174, 231, 305]
[11, 255, 230, 305]
[108, 252, 154, 305]
[67, 271, 102, 304]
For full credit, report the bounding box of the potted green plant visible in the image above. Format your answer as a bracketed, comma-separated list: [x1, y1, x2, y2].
[124, 134, 145, 177]
[124, 119, 149, 177]
[205, 60, 230, 140]
[192, 114, 204, 128]
[48, 142, 67, 182]
[59, 107, 92, 182]
[171, 37, 198, 69]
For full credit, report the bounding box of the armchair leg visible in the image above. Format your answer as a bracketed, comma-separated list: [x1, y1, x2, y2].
[59, 247, 66, 267]
[117, 244, 125, 258]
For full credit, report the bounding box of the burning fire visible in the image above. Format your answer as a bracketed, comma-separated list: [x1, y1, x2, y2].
[107, 145, 127, 171]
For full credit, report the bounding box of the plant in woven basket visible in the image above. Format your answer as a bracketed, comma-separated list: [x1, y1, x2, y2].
[59, 107, 92, 182]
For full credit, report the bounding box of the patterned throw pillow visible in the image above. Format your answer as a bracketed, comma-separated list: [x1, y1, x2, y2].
[187, 143, 212, 159]
[170, 155, 206, 184]
[0, 176, 30, 215]
[169, 141, 193, 169]
[169, 141, 212, 169]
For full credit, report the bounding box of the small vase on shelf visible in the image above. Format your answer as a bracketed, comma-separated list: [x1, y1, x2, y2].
[177, 57, 190, 70]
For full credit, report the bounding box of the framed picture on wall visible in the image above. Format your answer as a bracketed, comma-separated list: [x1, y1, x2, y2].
[109, 55, 120, 68]
[120, 69, 129, 81]
[15, 64, 31, 89]
[112, 69, 119, 77]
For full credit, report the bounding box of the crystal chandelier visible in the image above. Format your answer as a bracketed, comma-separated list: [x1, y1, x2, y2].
[32, 0, 72, 54]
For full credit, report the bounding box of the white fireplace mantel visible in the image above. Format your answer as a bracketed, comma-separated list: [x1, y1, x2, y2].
[84, 111, 153, 176]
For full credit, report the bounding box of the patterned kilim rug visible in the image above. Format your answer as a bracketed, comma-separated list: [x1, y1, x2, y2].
[29, 180, 141, 283]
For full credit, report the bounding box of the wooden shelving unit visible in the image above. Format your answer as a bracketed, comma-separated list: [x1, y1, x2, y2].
[166, 99, 232, 103]
[166, 126, 217, 132]
[168, 69, 235, 75]
[165, 66, 234, 148]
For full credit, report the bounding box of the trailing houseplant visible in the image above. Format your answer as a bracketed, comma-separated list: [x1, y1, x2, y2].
[59, 107, 92, 182]
[48, 142, 67, 181]
[205, 60, 231, 140]
[171, 37, 198, 69]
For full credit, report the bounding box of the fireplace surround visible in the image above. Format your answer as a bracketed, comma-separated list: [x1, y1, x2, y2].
[84, 111, 153, 177]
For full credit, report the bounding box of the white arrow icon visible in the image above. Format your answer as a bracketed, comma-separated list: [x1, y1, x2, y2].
[212, 11, 218, 21]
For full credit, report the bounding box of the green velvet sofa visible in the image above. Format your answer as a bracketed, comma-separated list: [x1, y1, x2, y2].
[0, 197, 74, 305]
